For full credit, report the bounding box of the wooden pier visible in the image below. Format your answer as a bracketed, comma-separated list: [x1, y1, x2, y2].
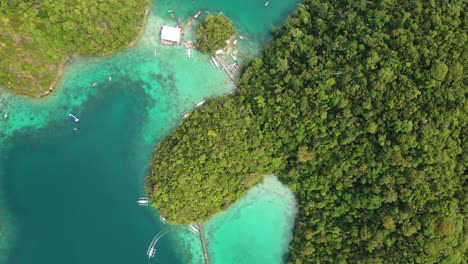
[214, 55, 237, 82]
[197, 224, 211, 264]
[181, 18, 196, 34]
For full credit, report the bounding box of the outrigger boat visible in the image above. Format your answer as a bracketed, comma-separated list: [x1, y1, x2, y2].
[137, 197, 149, 206]
[196, 99, 205, 107]
[211, 56, 219, 67]
[160, 216, 167, 223]
[188, 224, 199, 234]
[69, 113, 79, 122]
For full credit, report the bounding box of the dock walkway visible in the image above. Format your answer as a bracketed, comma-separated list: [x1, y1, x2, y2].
[214, 55, 237, 82]
[181, 18, 196, 34]
[198, 224, 210, 264]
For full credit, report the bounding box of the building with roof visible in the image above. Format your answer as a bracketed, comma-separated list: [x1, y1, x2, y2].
[161, 26, 181, 44]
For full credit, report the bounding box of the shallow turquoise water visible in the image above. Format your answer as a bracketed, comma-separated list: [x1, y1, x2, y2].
[0, 0, 301, 263]
[205, 175, 297, 264]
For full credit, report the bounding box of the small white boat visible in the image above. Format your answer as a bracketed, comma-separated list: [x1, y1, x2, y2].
[154, 50, 157, 56]
[69, 113, 79, 122]
[108, 76, 112, 81]
[187, 48, 192, 58]
[196, 99, 205, 107]
[147, 246, 156, 258]
[160, 216, 167, 223]
[183, 112, 189, 119]
[92, 82, 97, 87]
[137, 197, 149, 206]
[211, 56, 219, 67]
[3, 113, 7, 119]
[239, 35, 244, 40]
[265, 1, 269, 6]
[188, 224, 199, 234]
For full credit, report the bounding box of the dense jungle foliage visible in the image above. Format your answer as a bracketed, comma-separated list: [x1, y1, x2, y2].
[147, 0, 467, 262]
[196, 14, 235, 54]
[0, 0, 149, 97]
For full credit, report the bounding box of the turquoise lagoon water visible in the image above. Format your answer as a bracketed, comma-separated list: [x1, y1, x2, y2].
[0, 0, 301, 263]
[205, 175, 297, 264]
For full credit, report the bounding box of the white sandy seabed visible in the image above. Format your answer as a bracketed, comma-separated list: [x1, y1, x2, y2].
[172, 174, 298, 264]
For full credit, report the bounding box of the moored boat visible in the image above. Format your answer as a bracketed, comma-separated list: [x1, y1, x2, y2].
[137, 197, 149, 206]
[211, 56, 219, 67]
[196, 99, 205, 107]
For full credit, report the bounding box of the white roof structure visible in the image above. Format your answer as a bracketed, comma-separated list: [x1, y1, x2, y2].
[161, 26, 181, 43]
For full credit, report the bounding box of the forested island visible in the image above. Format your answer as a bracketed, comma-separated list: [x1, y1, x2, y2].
[146, 0, 467, 262]
[0, 0, 149, 97]
[196, 14, 235, 54]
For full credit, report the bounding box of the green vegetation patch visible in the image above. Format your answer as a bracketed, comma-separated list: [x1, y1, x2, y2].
[195, 14, 235, 54]
[0, 0, 149, 97]
[147, 0, 466, 262]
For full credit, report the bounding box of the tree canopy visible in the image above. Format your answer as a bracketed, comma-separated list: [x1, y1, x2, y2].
[0, 0, 149, 97]
[146, 0, 466, 262]
[195, 14, 235, 54]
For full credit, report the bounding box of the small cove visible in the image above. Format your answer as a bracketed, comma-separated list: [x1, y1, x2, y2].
[0, 1, 302, 263]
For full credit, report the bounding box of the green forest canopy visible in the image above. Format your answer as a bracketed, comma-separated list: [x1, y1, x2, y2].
[147, 0, 467, 262]
[196, 14, 235, 54]
[0, 0, 149, 97]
